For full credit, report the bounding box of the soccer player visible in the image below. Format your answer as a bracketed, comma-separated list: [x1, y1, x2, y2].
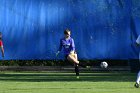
[0, 32, 4, 58]
[134, 35, 140, 88]
[56, 29, 80, 78]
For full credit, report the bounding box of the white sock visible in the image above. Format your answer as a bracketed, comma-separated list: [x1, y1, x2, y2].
[136, 71, 140, 84]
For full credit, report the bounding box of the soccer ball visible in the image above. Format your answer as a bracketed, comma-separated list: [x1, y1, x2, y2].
[100, 61, 108, 68]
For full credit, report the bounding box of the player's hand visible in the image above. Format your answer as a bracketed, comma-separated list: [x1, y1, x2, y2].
[56, 51, 60, 57]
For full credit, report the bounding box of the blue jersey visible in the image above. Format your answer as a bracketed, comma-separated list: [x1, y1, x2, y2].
[58, 37, 75, 55]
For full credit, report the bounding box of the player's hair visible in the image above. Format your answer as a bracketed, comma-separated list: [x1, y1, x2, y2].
[64, 29, 71, 35]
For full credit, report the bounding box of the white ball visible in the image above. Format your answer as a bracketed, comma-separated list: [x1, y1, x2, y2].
[100, 61, 108, 68]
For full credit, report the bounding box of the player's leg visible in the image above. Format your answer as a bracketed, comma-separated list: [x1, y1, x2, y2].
[73, 53, 79, 77]
[67, 54, 79, 64]
[73, 52, 89, 68]
[136, 71, 140, 83]
[135, 53, 140, 88]
[72, 53, 79, 77]
[67, 54, 79, 78]
[135, 71, 140, 88]
[74, 63, 79, 78]
[73, 52, 78, 60]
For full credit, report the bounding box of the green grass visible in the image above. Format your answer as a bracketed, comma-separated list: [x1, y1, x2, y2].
[0, 71, 139, 93]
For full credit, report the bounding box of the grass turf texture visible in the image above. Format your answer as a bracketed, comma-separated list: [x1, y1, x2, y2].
[0, 71, 139, 93]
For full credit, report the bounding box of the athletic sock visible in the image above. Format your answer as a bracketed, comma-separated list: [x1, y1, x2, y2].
[75, 64, 79, 76]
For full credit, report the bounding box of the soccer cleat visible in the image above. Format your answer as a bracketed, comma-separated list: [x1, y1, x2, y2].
[134, 82, 139, 88]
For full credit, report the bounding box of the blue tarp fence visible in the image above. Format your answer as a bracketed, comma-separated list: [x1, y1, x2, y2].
[0, 0, 140, 60]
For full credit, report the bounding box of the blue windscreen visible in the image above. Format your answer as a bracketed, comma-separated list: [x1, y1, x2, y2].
[0, 0, 140, 60]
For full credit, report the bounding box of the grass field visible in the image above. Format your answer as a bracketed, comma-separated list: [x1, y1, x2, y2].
[0, 71, 139, 93]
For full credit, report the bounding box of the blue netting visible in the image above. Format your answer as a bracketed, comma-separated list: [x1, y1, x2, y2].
[0, 0, 140, 60]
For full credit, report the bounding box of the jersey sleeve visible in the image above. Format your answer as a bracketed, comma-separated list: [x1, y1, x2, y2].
[71, 38, 75, 51]
[136, 35, 140, 44]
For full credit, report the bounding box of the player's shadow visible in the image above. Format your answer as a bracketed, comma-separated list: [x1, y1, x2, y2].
[0, 72, 136, 82]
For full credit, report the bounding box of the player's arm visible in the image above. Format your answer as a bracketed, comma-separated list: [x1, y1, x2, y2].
[70, 39, 75, 55]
